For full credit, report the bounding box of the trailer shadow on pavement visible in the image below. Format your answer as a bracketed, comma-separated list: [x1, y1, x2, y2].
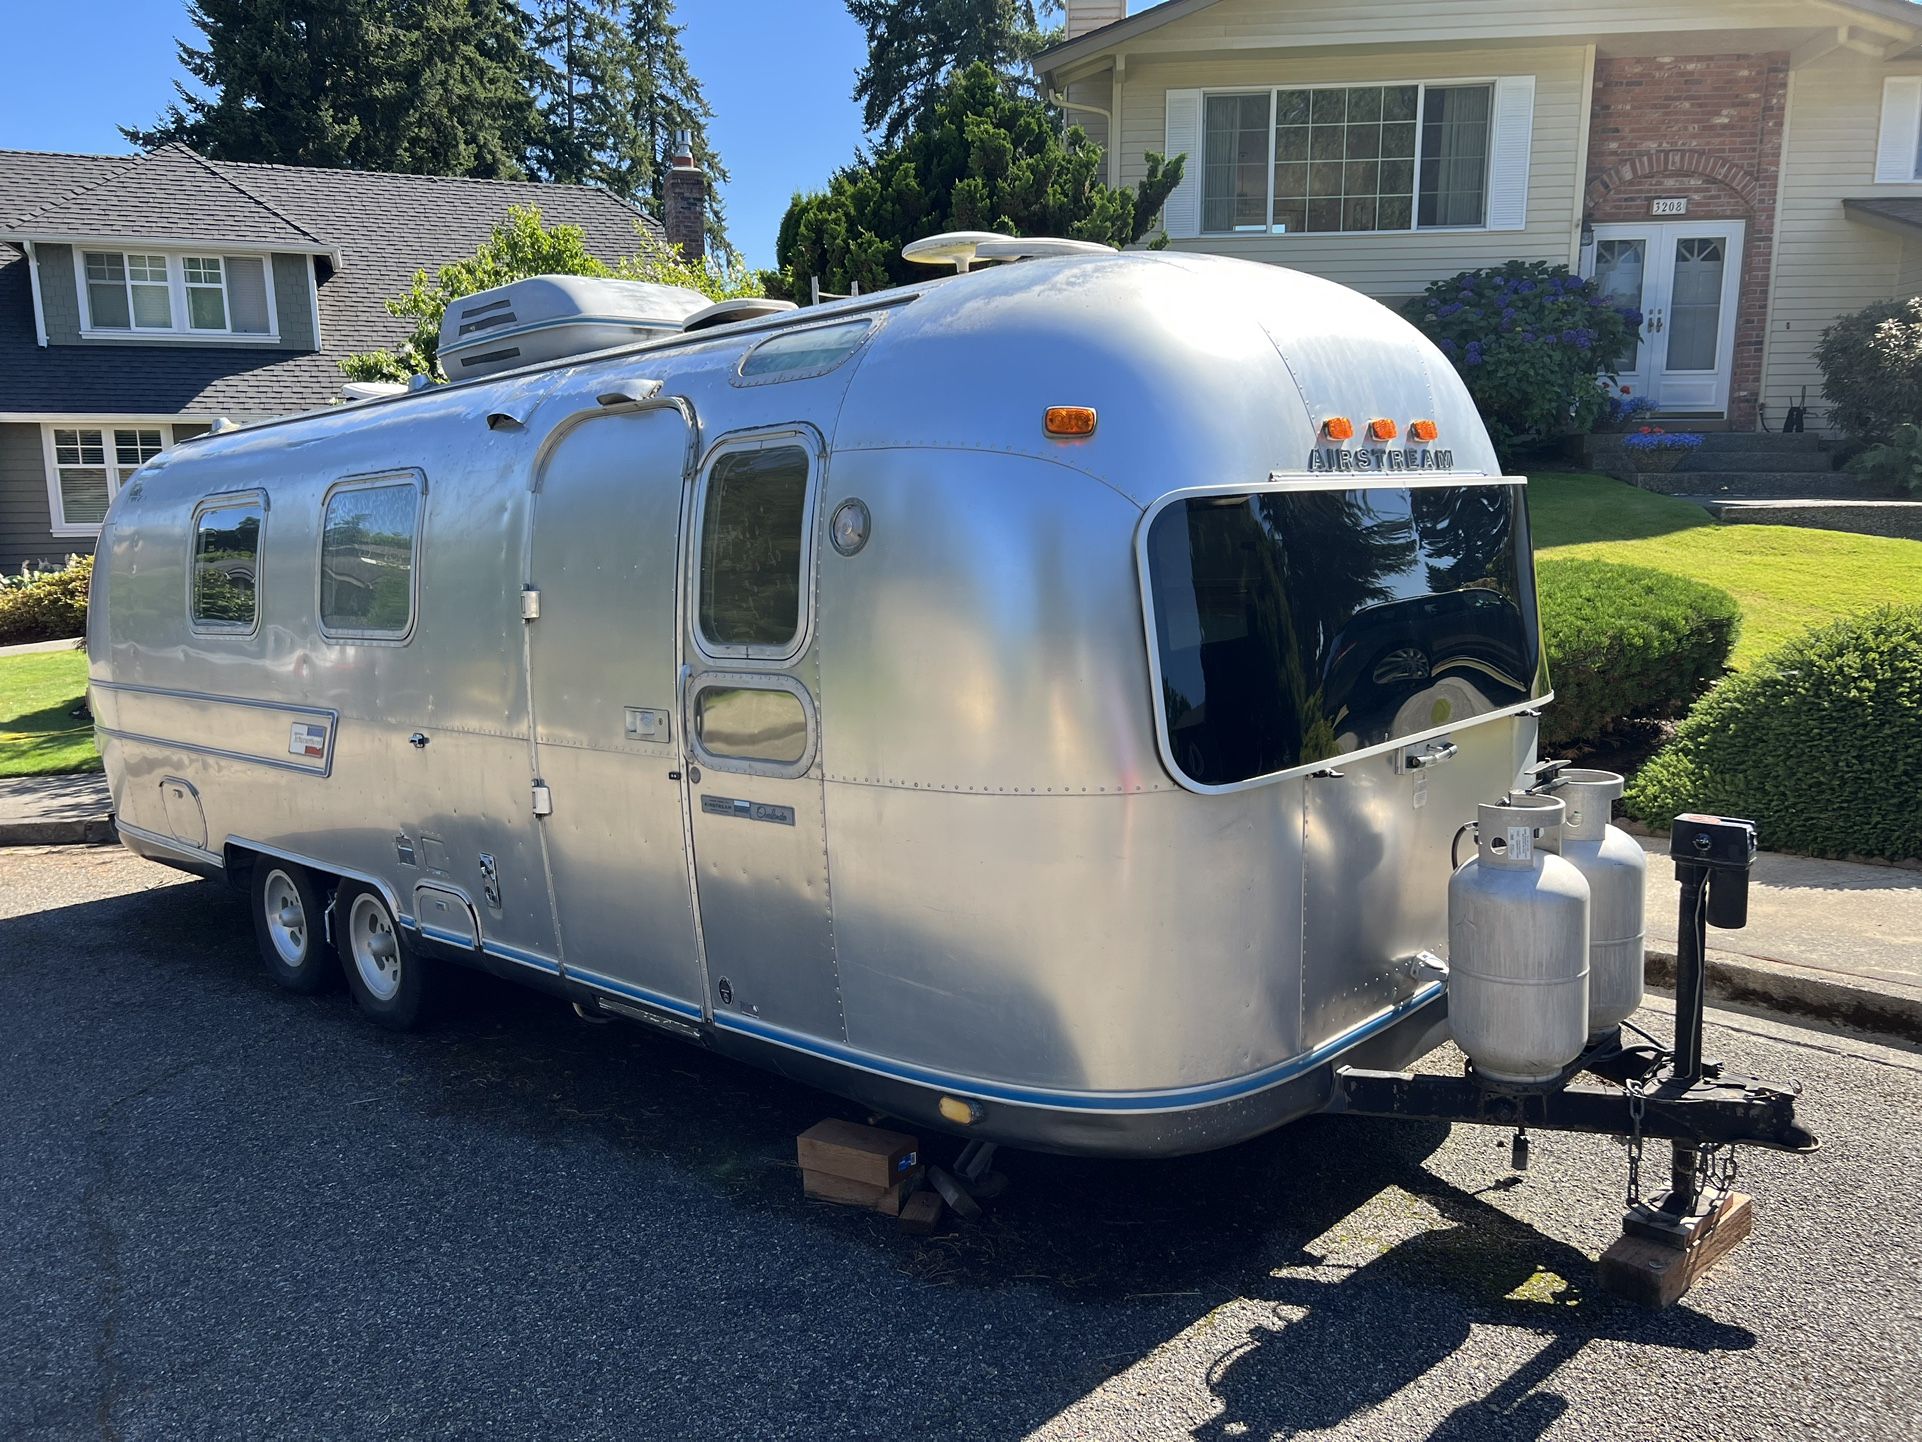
[0, 862, 1763, 1441]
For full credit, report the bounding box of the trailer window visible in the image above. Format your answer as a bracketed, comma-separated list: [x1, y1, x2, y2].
[697, 444, 811, 656]
[320, 480, 419, 639]
[694, 686, 809, 765]
[737, 319, 872, 383]
[190, 498, 263, 631]
[1144, 483, 1544, 789]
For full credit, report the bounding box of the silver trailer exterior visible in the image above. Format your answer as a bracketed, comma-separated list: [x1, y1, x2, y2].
[90, 252, 1549, 1156]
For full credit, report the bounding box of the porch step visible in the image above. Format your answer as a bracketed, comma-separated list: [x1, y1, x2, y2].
[1682, 431, 1830, 453]
[1686, 497, 1922, 541]
[1636, 472, 1893, 500]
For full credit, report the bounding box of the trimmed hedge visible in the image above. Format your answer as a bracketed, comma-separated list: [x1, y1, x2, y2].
[1626, 607, 1922, 861]
[0, 555, 92, 646]
[1537, 558, 1740, 749]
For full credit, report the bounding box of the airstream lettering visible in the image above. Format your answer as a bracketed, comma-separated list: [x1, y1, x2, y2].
[89, 248, 1812, 1182]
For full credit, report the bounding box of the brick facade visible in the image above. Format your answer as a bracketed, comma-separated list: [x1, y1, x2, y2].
[1584, 54, 1790, 426]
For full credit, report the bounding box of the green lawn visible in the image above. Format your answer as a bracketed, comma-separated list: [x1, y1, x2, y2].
[1529, 471, 1922, 668]
[0, 649, 100, 777]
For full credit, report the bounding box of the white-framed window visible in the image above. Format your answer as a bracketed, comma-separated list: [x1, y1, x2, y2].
[77, 250, 276, 339]
[1875, 76, 1922, 183]
[1161, 76, 1533, 239]
[1201, 81, 1493, 236]
[41, 423, 168, 535]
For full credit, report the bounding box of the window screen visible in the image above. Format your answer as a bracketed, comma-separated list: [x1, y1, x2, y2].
[697, 445, 811, 653]
[320, 481, 418, 636]
[1145, 485, 1542, 787]
[192, 501, 262, 629]
[694, 686, 809, 765]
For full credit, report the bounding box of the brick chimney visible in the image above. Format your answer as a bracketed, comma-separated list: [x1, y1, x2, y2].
[663, 129, 706, 263]
[1064, 0, 1125, 39]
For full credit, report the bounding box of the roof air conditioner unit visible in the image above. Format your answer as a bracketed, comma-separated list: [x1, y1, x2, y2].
[438, 275, 710, 382]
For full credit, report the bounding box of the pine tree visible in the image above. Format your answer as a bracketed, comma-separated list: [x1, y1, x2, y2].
[527, 0, 633, 186]
[846, 0, 1059, 146]
[624, 0, 731, 254]
[123, 0, 541, 179]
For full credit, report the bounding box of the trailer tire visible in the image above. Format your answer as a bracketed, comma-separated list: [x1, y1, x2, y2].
[250, 861, 336, 994]
[336, 882, 432, 1031]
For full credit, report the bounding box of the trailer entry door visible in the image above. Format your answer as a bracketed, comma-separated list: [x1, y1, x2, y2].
[683, 431, 841, 1042]
[528, 407, 702, 1014]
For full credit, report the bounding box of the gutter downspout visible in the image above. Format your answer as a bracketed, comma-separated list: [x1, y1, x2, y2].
[1050, 77, 1117, 187]
[23, 240, 47, 347]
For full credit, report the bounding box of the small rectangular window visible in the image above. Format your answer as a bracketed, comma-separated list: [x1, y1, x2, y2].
[84, 252, 131, 329]
[183, 256, 228, 330]
[697, 444, 812, 655]
[192, 500, 263, 630]
[320, 480, 419, 638]
[51, 427, 112, 526]
[694, 685, 809, 765]
[225, 256, 272, 333]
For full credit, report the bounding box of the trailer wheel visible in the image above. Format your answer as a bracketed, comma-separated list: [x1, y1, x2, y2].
[336, 883, 431, 1031]
[250, 861, 336, 994]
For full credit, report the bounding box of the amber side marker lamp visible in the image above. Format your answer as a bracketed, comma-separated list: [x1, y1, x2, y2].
[1409, 419, 1440, 443]
[1323, 416, 1355, 441]
[1044, 406, 1098, 437]
[1368, 418, 1399, 441]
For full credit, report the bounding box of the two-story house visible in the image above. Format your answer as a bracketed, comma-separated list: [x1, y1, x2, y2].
[0, 143, 698, 569]
[1041, 0, 1922, 432]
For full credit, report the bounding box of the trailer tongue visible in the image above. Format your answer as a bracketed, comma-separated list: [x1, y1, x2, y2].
[1326, 803, 1816, 1306]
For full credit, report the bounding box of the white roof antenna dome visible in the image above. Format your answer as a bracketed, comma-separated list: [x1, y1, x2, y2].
[901, 231, 1118, 274]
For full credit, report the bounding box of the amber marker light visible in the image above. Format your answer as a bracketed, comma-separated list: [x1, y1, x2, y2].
[1044, 405, 1098, 437]
[1368, 418, 1399, 441]
[1323, 416, 1355, 441]
[1409, 419, 1440, 443]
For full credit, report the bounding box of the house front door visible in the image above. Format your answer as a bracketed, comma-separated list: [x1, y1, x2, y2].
[1586, 220, 1745, 415]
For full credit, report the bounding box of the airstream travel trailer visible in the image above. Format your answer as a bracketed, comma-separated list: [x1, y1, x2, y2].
[89, 244, 1814, 1203]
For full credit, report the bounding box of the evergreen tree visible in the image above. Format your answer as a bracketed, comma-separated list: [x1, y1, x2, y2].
[847, 0, 1059, 146]
[527, 0, 634, 186]
[776, 63, 1184, 300]
[624, 0, 732, 254]
[123, 0, 541, 179]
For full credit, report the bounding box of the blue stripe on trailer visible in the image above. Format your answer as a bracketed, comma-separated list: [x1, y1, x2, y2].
[565, 965, 705, 1020]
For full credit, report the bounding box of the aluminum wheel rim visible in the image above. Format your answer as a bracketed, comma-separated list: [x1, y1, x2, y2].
[348, 894, 402, 1002]
[262, 869, 309, 966]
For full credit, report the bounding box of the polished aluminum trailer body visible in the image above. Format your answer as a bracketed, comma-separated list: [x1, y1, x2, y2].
[91, 252, 1548, 1155]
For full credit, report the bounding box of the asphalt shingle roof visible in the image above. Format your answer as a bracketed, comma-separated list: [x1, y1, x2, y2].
[0, 147, 666, 417]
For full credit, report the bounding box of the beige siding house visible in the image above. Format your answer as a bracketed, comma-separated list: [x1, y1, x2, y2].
[1040, 0, 1922, 431]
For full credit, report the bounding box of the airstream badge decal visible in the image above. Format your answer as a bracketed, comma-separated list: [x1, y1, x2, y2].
[288, 721, 328, 758]
[1306, 446, 1454, 473]
[701, 794, 796, 826]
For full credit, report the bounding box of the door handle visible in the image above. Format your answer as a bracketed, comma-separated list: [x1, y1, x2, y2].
[408, 732, 429, 749]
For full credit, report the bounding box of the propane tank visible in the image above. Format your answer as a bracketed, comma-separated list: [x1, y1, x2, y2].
[1447, 795, 1591, 1085]
[1555, 768, 1647, 1038]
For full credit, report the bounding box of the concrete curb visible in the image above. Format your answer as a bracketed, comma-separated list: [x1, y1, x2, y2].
[0, 636, 83, 657]
[0, 816, 116, 847]
[1647, 946, 1922, 1045]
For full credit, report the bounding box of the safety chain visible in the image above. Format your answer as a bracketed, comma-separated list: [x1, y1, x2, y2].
[1623, 1077, 1647, 1209]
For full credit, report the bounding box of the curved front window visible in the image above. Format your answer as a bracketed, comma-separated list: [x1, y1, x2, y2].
[1143, 481, 1544, 789]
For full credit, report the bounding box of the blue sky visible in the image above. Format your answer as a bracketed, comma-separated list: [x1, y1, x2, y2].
[0, 0, 885, 272]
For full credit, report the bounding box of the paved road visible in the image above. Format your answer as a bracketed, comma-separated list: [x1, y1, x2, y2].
[2, 846, 1917, 1442]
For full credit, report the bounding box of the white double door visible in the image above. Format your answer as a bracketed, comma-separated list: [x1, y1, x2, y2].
[1586, 220, 1744, 414]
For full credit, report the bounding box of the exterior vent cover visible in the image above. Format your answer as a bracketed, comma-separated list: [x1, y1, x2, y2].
[438, 275, 709, 382]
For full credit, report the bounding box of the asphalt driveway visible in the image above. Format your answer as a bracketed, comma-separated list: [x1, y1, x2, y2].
[1, 845, 1916, 1441]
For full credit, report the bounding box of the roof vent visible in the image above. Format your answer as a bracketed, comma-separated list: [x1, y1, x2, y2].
[683, 297, 799, 332]
[438, 275, 709, 382]
[902, 231, 1117, 274]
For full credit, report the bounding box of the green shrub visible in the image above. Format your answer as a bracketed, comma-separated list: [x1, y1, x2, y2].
[1405, 261, 1642, 457]
[1537, 558, 1739, 749]
[1845, 420, 1922, 496]
[1625, 607, 1922, 861]
[0, 554, 92, 645]
[1812, 296, 1922, 443]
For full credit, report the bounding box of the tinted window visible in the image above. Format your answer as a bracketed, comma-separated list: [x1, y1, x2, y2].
[698, 445, 810, 652]
[320, 481, 418, 636]
[695, 686, 809, 765]
[739, 321, 871, 379]
[1145, 484, 1542, 787]
[192, 501, 262, 628]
